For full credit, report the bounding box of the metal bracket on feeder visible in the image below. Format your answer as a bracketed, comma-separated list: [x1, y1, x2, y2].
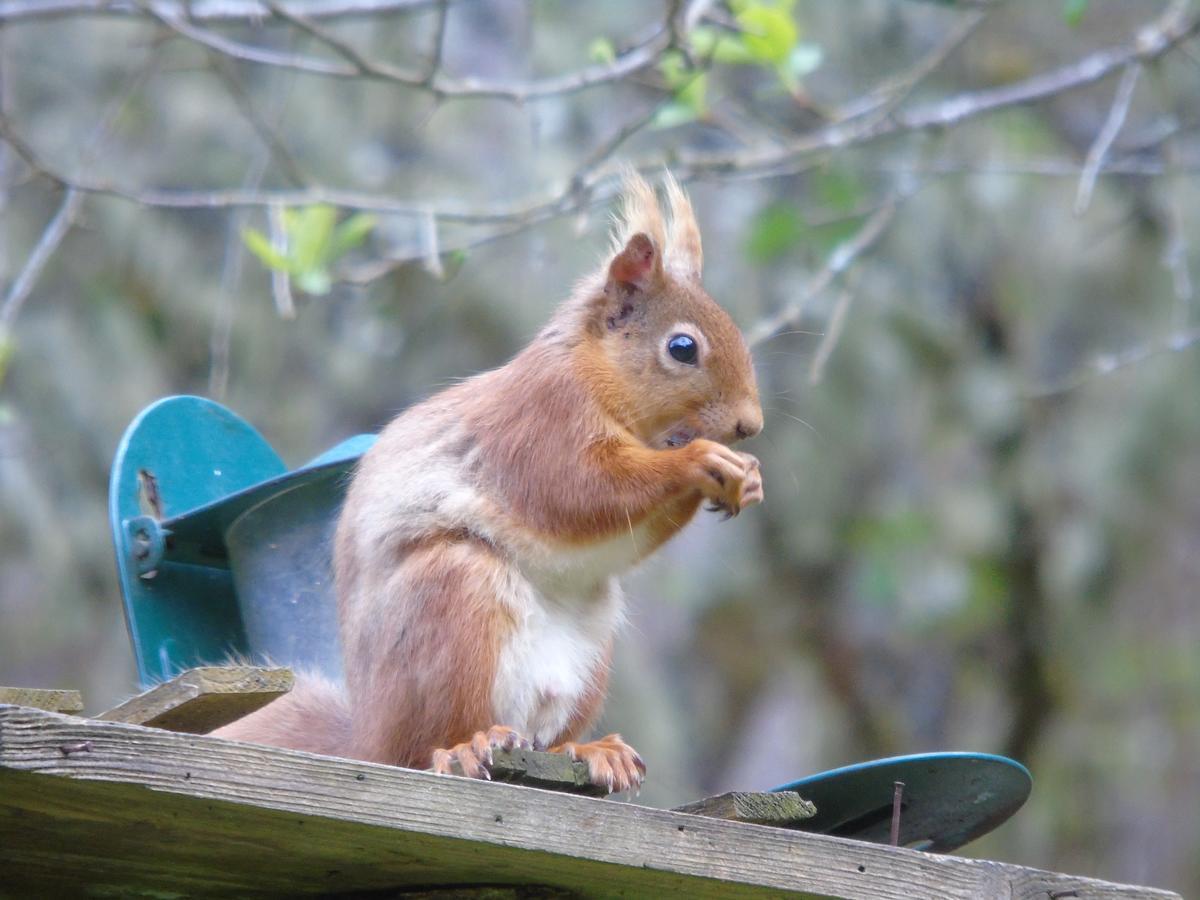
[124, 515, 168, 578]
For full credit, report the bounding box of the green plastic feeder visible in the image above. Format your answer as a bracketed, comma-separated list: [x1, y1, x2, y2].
[109, 395, 374, 686]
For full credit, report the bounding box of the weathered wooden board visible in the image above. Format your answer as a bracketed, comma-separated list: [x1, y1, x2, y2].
[674, 790, 817, 826]
[95, 665, 293, 733]
[0, 686, 83, 713]
[485, 746, 606, 796]
[0, 705, 1180, 900]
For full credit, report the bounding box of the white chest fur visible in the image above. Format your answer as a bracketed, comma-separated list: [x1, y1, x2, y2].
[491, 577, 625, 748]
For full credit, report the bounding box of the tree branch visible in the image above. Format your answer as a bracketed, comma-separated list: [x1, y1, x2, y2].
[676, 6, 1200, 181]
[0, 0, 443, 24]
[137, 0, 673, 103]
[0, 188, 82, 327]
[1075, 61, 1141, 215]
[748, 192, 905, 347]
[1025, 326, 1200, 398]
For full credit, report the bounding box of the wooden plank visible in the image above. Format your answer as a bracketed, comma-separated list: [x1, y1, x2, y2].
[484, 747, 606, 796]
[0, 687, 83, 714]
[95, 666, 293, 734]
[0, 706, 1178, 900]
[673, 791, 817, 826]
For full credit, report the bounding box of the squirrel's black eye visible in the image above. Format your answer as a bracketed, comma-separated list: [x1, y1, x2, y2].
[667, 334, 698, 365]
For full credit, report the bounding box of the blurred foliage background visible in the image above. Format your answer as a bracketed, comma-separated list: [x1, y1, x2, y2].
[2, 0, 1199, 893]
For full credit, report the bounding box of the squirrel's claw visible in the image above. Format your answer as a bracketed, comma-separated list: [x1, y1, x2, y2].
[431, 725, 531, 779]
[553, 733, 646, 795]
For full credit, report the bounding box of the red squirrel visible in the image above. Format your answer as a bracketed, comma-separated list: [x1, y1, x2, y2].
[212, 173, 764, 793]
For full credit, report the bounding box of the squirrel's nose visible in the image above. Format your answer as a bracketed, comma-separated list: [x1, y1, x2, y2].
[734, 412, 763, 441]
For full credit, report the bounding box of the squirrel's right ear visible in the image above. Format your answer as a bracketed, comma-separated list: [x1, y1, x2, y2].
[606, 232, 662, 296]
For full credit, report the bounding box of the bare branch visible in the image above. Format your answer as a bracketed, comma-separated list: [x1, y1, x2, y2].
[267, 204, 296, 319]
[256, 0, 415, 81]
[2, 7, 1192, 221]
[0, 188, 83, 327]
[808, 286, 855, 386]
[868, 156, 1195, 179]
[424, 0, 450, 86]
[1, 50, 160, 327]
[748, 193, 904, 347]
[677, 7, 1200, 181]
[419, 207, 443, 279]
[1026, 327, 1200, 398]
[0, 0, 444, 24]
[1163, 193, 1193, 306]
[138, 0, 673, 103]
[208, 53, 308, 187]
[842, 7, 990, 123]
[1075, 62, 1141, 215]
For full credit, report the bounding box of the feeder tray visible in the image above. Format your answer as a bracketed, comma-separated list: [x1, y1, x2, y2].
[772, 751, 1032, 853]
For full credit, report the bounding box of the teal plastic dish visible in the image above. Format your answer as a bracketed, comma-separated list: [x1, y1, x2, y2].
[771, 751, 1032, 853]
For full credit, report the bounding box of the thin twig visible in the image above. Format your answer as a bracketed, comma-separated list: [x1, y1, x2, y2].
[1026, 326, 1200, 398]
[0, 188, 83, 327]
[140, 0, 673, 103]
[678, 7, 1200, 181]
[2, 51, 161, 327]
[2, 9, 1194, 221]
[842, 8, 989, 123]
[419, 207, 443, 279]
[1162, 189, 1193, 307]
[210, 152, 270, 399]
[808, 286, 855, 386]
[867, 156, 1194, 178]
[267, 204, 295, 319]
[0, 0, 444, 23]
[208, 53, 308, 187]
[425, 0, 450, 86]
[1075, 62, 1141, 215]
[748, 192, 905, 347]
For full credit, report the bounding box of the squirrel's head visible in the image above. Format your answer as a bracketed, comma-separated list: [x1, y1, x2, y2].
[576, 173, 762, 449]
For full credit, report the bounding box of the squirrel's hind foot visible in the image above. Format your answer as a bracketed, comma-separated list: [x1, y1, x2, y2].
[430, 725, 531, 779]
[553, 733, 646, 795]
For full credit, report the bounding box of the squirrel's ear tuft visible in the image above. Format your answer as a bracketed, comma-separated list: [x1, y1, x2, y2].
[665, 173, 702, 280]
[607, 232, 660, 293]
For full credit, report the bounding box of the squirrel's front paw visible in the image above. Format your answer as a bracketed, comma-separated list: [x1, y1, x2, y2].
[737, 452, 764, 510]
[431, 725, 532, 780]
[687, 440, 763, 518]
[553, 733, 646, 795]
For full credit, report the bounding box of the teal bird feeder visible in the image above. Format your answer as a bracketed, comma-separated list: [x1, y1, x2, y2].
[109, 395, 375, 686]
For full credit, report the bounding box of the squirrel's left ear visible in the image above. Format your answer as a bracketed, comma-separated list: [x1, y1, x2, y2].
[606, 232, 662, 295]
[591, 232, 664, 333]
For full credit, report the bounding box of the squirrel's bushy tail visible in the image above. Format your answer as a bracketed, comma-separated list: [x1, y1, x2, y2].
[210, 671, 351, 758]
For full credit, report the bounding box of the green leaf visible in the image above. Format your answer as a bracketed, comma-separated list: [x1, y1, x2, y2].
[0, 327, 13, 391]
[242, 228, 290, 272]
[653, 101, 701, 129]
[441, 249, 468, 281]
[677, 71, 708, 116]
[656, 51, 707, 126]
[658, 50, 689, 89]
[814, 167, 865, 213]
[745, 203, 805, 261]
[690, 26, 756, 64]
[329, 213, 376, 260]
[588, 37, 616, 64]
[1062, 0, 1089, 26]
[289, 204, 338, 271]
[737, 4, 797, 65]
[785, 41, 822, 80]
[295, 268, 333, 296]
